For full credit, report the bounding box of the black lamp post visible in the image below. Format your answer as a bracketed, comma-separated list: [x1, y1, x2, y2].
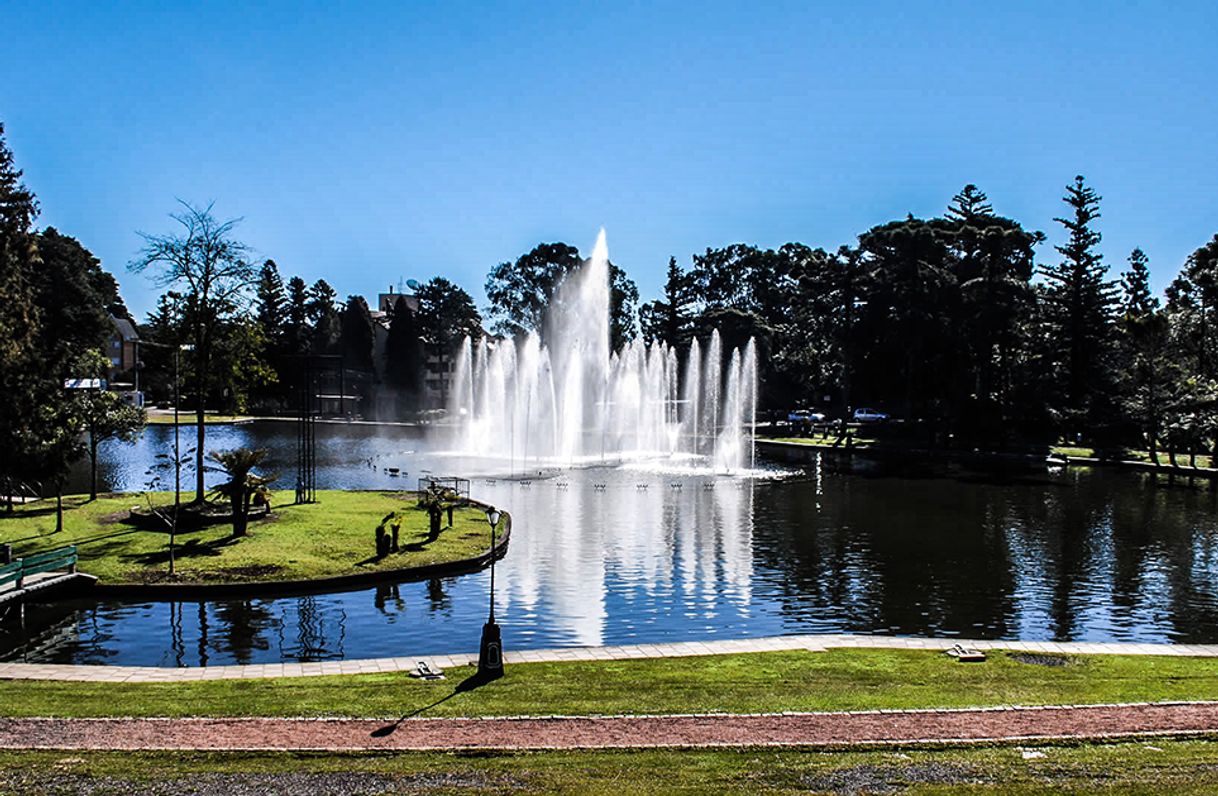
[477, 506, 504, 680]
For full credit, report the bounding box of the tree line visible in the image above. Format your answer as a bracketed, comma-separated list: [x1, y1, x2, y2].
[7, 115, 1218, 502]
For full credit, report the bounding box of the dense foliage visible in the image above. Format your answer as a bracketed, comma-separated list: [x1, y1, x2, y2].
[0, 125, 144, 507]
[5, 113, 1218, 468]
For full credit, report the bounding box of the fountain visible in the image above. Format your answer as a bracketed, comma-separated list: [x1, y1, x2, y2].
[447, 230, 757, 472]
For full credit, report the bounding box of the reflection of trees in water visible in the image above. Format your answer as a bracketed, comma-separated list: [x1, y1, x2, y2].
[293, 595, 346, 662]
[1143, 475, 1218, 643]
[427, 578, 450, 611]
[753, 457, 1218, 640]
[211, 599, 275, 664]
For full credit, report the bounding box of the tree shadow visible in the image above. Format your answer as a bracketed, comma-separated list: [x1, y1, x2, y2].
[370, 672, 496, 738]
[129, 534, 241, 566]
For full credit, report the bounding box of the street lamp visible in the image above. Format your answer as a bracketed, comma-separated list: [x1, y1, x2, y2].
[142, 341, 193, 574]
[477, 506, 504, 680]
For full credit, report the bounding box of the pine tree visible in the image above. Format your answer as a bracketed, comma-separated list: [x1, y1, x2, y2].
[945, 184, 994, 222]
[340, 295, 375, 371]
[285, 276, 309, 354]
[385, 295, 424, 412]
[254, 259, 286, 344]
[0, 122, 43, 508]
[306, 279, 340, 353]
[1120, 248, 1158, 318]
[1039, 175, 1118, 422]
[638, 257, 695, 347]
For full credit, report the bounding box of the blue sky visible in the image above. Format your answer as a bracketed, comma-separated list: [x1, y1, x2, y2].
[2, 1, 1215, 319]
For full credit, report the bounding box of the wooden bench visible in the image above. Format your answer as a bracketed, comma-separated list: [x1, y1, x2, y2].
[1, 545, 78, 590]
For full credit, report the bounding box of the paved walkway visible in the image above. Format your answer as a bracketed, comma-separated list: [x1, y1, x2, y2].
[3, 702, 1218, 750]
[3, 634, 1217, 683]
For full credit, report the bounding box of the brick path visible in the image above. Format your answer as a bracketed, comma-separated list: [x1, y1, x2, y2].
[2, 633, 1216, 683]
[2, 702, 1217, 751]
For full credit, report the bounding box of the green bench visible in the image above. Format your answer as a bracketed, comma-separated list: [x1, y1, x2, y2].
[0, 545, 77, 590]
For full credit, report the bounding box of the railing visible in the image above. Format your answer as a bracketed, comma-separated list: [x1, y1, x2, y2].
[0, 545, 78, 590]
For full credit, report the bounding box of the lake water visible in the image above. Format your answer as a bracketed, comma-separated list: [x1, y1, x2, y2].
[3, 421, 1218, 666]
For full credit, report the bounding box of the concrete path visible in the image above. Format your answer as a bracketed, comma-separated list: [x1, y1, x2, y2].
[3, 702, 1218, 751]
[3, 634, 1217, 683]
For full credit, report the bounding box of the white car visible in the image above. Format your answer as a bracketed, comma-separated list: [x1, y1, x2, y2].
[852, 407, 889, 423]
[787, 409, 826, 423]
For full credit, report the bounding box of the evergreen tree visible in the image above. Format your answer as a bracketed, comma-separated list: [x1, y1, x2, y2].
[34, 228, 125, 377]
[1039, 176, 1117, 426]
[856, 217, 956, 422]
[0, 122, 42, 508]
[945, 184, 994, 221]
[639, 257, 696, 347]
[306, 278, 340, 353]
[1117, 248, 1174, 462]
[1166, 235, 1218, 379]
[140, 291, 185, 402]
[385, 295, 425, 413]
[417, 277, 482, 406]
[340, 295, 375, 371]
[254, 259, 287, 344]
[943, 186, 1043, 439]
[1120, 248, 1158, 317]
[284, 275, 310, 355]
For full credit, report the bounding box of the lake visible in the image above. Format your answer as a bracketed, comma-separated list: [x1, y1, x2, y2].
[3, 421, 1217, 665]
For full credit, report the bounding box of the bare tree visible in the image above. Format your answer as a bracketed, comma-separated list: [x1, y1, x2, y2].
[129, 201, 256, 503]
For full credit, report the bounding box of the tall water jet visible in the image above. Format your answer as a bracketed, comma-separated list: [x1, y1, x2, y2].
[446, 230, 757, 472]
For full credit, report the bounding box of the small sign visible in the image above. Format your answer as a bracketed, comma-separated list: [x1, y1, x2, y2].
[63, 378, 106, 390]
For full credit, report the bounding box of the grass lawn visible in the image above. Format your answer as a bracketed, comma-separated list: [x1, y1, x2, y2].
[3, 649, 1218, 719]
[0, 491, 497, 585]
[1051, 445, 1215, 468]
[768, 435, 1218, 469]
[6, 650, 1218, 791]
[769, 435, 881, 448]
[143, 412, 253, 425]
[5, 741, 1218, 794]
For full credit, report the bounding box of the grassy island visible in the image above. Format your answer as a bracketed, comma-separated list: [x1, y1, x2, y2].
[0, 490, 498, 586]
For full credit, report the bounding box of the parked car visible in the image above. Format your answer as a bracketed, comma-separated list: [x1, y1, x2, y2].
[852, 407, 889, 423]
[787, 409, 827, 423]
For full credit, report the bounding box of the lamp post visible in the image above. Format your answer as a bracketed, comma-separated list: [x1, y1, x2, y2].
[143, 340, 193, 574]
[477, 506, 504, 680]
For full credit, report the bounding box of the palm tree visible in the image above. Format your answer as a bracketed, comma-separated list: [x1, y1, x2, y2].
[208, 448, 274, 537]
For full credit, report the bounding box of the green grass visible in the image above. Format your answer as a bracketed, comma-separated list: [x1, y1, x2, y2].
[1052, 445, 1215, 468]
[769, 435, 881, 448]
[4, 741, 1218, 794]
[143, 412, 252, 425]
[768, 436, 1218, 469]
[4, 649, 1217, 719]
[0, 491, 496, 585]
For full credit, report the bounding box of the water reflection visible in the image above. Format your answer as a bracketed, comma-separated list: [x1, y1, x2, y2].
[4, 424, 1218, 665]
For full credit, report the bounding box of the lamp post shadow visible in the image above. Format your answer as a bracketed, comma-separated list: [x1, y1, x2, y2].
[370, 671, 497, 738]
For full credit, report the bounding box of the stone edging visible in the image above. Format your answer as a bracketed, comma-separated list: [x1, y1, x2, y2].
[88, 501, 510, 600]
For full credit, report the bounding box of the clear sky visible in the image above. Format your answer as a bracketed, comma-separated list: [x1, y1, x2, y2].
[2, 1, 1215, 319]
